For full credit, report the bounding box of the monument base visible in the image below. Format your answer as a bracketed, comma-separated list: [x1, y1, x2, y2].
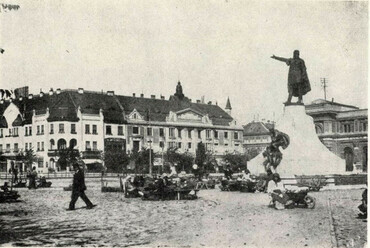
[248, 105, 345, 177]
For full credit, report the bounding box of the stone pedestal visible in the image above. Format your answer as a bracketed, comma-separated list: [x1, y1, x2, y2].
[248, 105, 345, 176]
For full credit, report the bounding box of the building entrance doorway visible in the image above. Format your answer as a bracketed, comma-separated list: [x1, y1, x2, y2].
[133, 141, 140, 153]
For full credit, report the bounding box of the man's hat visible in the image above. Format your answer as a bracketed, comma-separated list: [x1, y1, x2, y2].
[273, 173, 281, 182]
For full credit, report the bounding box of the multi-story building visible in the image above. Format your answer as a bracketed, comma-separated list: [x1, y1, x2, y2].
[305, 99, 367, 172]
[242, 121, 274, 158]
[0, 83, 243, 173]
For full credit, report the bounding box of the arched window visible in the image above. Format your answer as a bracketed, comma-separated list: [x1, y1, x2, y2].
[69, 139, 77, 149]
[315, 124, 323, 134]
[344, 147, 354, 172]
[57, 139, 67, 150]
[50, 139, 55, 150]
[49, 158, 55, 170]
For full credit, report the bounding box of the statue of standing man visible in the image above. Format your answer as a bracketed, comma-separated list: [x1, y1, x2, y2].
[271, 50, 311, 105]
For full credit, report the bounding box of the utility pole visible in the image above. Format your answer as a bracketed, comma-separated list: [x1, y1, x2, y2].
[321, 78, 328, 100]
[147, 109, 152, 175]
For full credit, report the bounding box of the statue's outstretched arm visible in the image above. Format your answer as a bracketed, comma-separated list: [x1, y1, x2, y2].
[271, 55, 289, 63]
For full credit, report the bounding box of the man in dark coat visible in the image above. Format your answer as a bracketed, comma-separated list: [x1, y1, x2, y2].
[271, 50, 311, 104]
[68, 163, 95, 210]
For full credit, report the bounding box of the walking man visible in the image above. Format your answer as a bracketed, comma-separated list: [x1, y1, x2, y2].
[68, 163, 95, 210]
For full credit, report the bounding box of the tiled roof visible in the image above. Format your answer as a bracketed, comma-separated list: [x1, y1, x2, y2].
[307, 99, 359, 110]
[115, 94, 233, 125]
[68, 91, 124, 124]
[12, 114, 23, 127]
[0, 89, 234, 127]
[243, 122, 272, 135]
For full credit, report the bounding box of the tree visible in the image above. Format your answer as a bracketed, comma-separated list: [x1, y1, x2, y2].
[58, 147, 80, 170]
[222, 152, 248, 172]
[195, 142, 206, 168]
[23, 148, 37, 171]
[102, 149, 129, 173]
[203, 151, 217, 173]
[164, 147, 194, 173]
[130, 148, 155, 174]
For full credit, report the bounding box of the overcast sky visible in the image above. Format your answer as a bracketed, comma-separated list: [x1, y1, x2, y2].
[0, 0, 368, 124]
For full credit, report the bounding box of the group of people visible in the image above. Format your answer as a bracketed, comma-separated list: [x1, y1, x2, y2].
[7, 164, 37, 189]
[27, 167, 38, 189]
[122, 165, 200, 200]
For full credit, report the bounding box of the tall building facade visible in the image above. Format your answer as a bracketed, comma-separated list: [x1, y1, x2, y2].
[0, 84, 243, 173]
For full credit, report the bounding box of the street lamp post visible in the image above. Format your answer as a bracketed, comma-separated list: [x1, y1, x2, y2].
[161, 147, 164, 174]
[148, 139, 152, 175]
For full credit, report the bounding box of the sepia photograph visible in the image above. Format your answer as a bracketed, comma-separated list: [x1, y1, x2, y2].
[0, 0, 368, 247]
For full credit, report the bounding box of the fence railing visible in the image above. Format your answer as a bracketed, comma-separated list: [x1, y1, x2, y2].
[0, 172, 125, 179]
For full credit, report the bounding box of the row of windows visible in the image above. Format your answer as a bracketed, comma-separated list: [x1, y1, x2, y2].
[0, 125, 241, 140]
[7, 128, 19, 137]
[0, 128, 19, 137]
[245, 136, 269, 142]
[24, 124, 75, 135]
[340, 122, 368, 133]
[132, 126, 240, 140]
[165, 141, 232, 150]
[105, 125, 124, 136]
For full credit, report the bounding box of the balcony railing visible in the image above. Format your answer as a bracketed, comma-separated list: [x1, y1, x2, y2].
[82, 150, 101, 159]
[48, 149, 79, 157]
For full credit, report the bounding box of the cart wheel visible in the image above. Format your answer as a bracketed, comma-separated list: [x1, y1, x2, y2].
[304, 195, 316, 209]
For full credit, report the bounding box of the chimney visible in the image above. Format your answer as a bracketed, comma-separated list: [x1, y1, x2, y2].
[107, 91, 114, 96]
[49, 88, 54, 95]
[196, 100, 201, 103]
[56, 88, 61, 94]
[151, 95, 155, 99]
[332, 98, 334, 103]
[39, 91, 44, 97]
[160, 95, 165, 100]
[133, 93, 136, 97]
[28, 94, 33, 99]
[208, 101, 212, 105]
[140, 93, 144, 98]
[78, 88, 84, 94]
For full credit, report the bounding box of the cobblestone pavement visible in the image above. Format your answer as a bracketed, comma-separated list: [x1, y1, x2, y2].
[327, 189, 367, 248]
[0, 179, 366, 247]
